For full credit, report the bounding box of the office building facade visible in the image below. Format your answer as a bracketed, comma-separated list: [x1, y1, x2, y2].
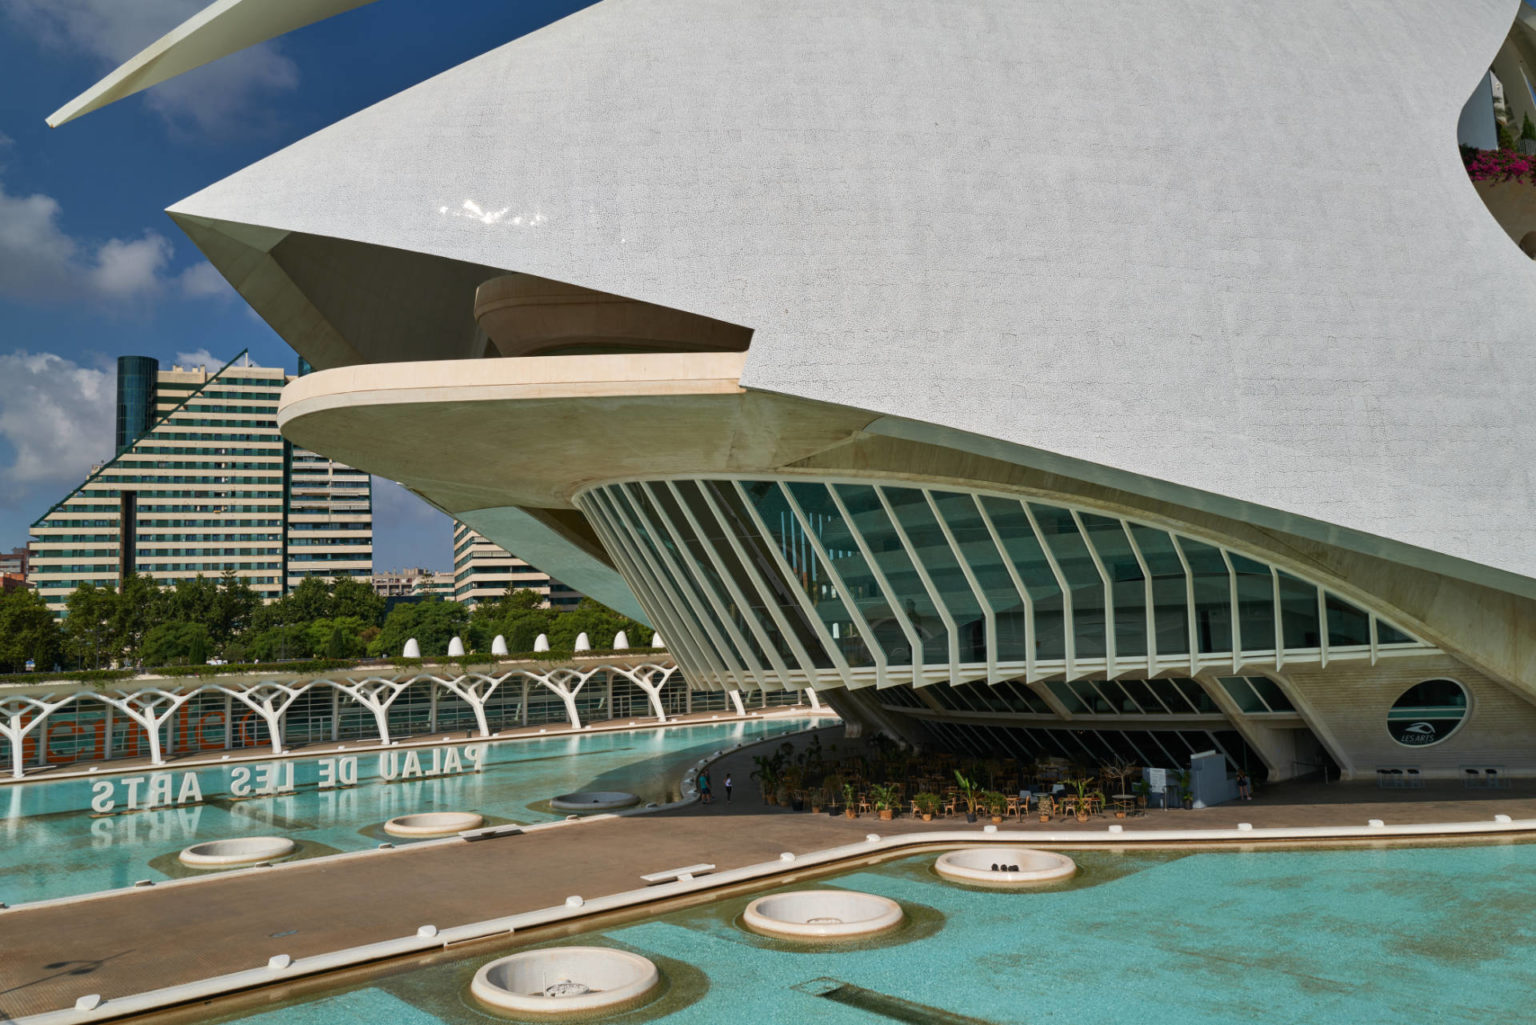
[28, 354, 372, 612]
[452, 523, 582, 609]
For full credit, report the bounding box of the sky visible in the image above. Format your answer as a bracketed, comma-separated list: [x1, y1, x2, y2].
[0, 0, 593, 572]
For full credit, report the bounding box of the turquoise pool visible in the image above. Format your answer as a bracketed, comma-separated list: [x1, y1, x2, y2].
[0, 719, 819, 906]
[201, 841, 1536, 1025]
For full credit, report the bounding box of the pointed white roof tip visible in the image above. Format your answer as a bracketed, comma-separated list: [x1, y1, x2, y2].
[46, 0, 380, 128]
[447, 635, 465, 657]
[574, 632, 591, 652]
[612, 630, 629, 650]
[402, 637, 420, 658]
[651, 633, 665, 649]
[491, 634, 508, 656]
[533, 633, 550, 652]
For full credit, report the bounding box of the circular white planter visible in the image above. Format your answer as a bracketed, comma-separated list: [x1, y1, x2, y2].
[178, 836, 295, 867]
[934, 847, 1077, 885]
[742, 890, 904, 940]
[550, 791, 641, 812]
[470, 947, 659, 1016]
[383, 811, 484, 837]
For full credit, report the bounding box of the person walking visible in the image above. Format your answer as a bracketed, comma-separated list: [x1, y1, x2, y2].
[698, 769, 712, 805]
[724, 773, 733, 803]
[1236, 769, 1252, 801]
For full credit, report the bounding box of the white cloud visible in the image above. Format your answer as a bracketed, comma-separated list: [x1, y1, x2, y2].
[177, 260, 232, 298]
[0, 176, 227, 305]
[4, 0, 299, 134]
[89, 232, 173, 298]
[0, 351, 115, 507]
[174, 348, 220, 370]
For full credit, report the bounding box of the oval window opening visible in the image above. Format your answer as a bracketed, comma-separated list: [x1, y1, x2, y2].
[1387, 679, 1468, 747]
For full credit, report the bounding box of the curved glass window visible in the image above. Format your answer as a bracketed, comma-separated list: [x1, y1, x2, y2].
[1387, 679, 1468, 747]
[576, 477, 1432, 690]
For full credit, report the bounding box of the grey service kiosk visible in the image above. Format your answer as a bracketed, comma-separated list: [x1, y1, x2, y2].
[1188, 750, 1239, 808]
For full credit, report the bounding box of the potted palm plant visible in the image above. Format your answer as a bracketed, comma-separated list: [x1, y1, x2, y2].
[1064, 776, 1105, 823]
[842, 781, 858, 819]
[954, 769, 981, 823]
[914, 791, 940, 822]
[980, 789, 1007, 825]
[823, 773, 845, 816]
[870, 782, 900, 821]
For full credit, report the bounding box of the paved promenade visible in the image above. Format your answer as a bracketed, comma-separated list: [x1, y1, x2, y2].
[5, 735, 1536, 1020]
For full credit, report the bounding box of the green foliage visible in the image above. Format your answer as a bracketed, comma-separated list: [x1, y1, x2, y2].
[1499, 117, 1518, 151]
[64, 583, 119, 669]
[139, 622, 212, 666]
[1523, 113, 1536, 142]
[0, 588, 63, 673]
[368, 599, 469, 657]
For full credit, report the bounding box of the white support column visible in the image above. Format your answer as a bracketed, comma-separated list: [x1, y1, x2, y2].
[330, 688, 340, 741]
[329, 677, 411, 744]
[429, 684, 439, 733]
[434, 673, 507, 738]
[620, 665, 676, 722]
[0, 695, 77, 779]
[729, 690, 747, 716]
[805, 687, 822, 710]
[98, 689, 195, 767]
[219, 682, 312, 756]
[534, 668, 593, 729]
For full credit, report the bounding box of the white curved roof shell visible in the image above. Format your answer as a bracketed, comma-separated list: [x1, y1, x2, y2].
[167, 0, 1536, 594]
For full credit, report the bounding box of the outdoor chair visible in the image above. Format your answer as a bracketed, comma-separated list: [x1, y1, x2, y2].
[940, 794, 957, 817]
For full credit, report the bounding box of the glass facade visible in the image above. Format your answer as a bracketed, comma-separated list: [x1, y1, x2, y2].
[578, 477, 1433, 691]
[114, 355, 158, 455]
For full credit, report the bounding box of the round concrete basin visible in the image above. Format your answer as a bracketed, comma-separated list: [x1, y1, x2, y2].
[470, 947, 660, 1016]
[742, 890, 903, 940]
[178, 836, 295, 867]
[934, 846, 1077, 885]
[383, 811, 484, 837]
[550, 791, 641, 812]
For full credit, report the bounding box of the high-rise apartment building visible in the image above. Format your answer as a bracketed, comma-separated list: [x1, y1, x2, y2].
[451, 522, 581, 609]
[28, 353, 372, 613]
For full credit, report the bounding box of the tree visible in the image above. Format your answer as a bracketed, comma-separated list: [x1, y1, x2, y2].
[64, 584, 120, 669]
[210, 570, 261, 642]
[140, 622, 212, 666]
[330, 575, 385, 625]
[111, 573, 164, 662]
[168, 575, 219, 627]
[0, 589, 63, 673]
[547, 598, 652, 651]
[368, 599, 468, 657]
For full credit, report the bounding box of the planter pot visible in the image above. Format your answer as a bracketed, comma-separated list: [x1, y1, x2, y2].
[1114, 810, 1127, 819]
[1182, 800, 1193, 810]
[1039, 814, 1050, 823]
[810, 805, 822, 815]
[921, 813, 933, 822]
[1076, 813, 1089, 823]
[792, 798, 805, 812]
[879, 809, 893, 821]
[965, 813, 978, 824]
[846, 809, 857, 819]
[991, 816, 1004, 825]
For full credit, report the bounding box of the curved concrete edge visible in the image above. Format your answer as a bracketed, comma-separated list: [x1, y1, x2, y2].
[934, 847, 1076, 885]
[20, 813, 1536, 1024]
[179, 837, 296, 867]
[470, 947, 659, 1015]
[384, 812, 484, 837]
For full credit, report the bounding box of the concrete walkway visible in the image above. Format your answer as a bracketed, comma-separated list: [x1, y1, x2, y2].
[5, 733, 1536, 1020]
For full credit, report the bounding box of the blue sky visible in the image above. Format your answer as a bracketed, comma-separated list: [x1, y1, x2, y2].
[0, 0, 592, 571]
